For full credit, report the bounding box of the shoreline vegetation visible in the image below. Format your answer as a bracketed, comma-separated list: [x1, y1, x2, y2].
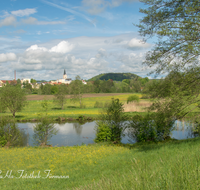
[0, 93, 199, 122]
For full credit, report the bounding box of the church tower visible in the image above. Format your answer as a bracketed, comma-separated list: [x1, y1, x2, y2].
[63, 69, 67, 79]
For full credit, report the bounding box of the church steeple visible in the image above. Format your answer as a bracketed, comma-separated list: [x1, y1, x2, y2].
[63, 69, 67, 79]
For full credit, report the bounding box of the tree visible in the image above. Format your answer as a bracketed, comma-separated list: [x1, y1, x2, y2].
[138, 0, 200, 121]
[0, 85, 27, 118]
[138, 0, 200, 75]
[70, 75, 84, 107]
[54, 84, 68, 109]
[96, 98, 126, 142]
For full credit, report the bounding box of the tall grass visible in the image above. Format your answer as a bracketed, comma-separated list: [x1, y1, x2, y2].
[0, 138, 200, 189]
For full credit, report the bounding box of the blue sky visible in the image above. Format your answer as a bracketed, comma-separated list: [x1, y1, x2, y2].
[0, 0, 153, 80]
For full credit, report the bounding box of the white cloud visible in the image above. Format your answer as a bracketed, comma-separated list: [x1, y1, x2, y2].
[11, 8, 37, 17]
[0, 16, 16, 27]
[50, 41, 75, 54]
[127, 38, 150, 49]
[0, 53, 17, 63]
[26, 45, 48, 52]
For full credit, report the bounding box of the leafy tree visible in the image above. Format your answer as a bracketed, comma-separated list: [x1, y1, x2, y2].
[138, 0, 200, 75]
[138, 0, 200, 121]
[70, 75, 84, 107]
[54, 84, 68, 109]
[33, 117, 58, 146]
[31, 79, 37, 84]
[0, 85, 27, 118]
[96, 98, 126, 142]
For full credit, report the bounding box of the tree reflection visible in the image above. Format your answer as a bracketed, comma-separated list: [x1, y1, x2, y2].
[73, 123, 83, 136]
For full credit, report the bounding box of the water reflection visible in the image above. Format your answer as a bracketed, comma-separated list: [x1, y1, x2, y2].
[73, 123, 83, 136]
[17, 120, 199, 147]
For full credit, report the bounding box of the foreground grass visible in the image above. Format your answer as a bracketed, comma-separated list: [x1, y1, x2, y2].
[1, 138, 200, 189]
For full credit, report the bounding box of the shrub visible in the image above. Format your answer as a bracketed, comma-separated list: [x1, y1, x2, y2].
[94, 121, 112, 142]
[95, 98, 126, 143]
[94, 101, 103, 108]
[128, 114, 158, 142]
[127, 95, 140, 104]
[128, 113, 176, 143]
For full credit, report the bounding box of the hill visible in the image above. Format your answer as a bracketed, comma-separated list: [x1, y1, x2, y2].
[87, 73, 141, 81]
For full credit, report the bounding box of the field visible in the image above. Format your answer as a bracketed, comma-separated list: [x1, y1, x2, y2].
[0, 93, 151, 121]
[0, 138, 200, 189]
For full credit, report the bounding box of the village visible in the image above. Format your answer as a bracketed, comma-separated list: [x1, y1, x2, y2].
[0, 69, 87, 88]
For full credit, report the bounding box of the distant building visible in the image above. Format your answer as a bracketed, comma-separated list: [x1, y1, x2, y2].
[56, 69, 72, 84]
[21, 78, 31, 84]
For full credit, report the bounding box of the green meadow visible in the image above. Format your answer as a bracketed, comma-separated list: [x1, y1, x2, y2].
[0, 138, 200, 189]
[0, 93, 148, 121]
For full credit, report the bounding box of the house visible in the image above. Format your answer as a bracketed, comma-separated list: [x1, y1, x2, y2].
[21, 78, 31, 84]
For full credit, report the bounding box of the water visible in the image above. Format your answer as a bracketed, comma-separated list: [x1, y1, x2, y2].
[18, 120, 197, 147]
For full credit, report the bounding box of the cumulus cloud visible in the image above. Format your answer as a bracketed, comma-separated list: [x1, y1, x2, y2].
[0, 53, 17, 63]
[11, 8, 37, 17]
[127, 38, 150, 49]
[50, 41, 75, 53]
[26, 41, 74, 54]
[26, 45, 48, 52]
[0, 16, 16, 27]
[95, 48, 107, 58]
[7, 34, 151, 80]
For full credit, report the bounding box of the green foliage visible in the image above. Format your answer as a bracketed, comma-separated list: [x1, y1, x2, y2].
[0, 85, 27, 118]
[70, 75, 83, 107]
[33, 117, 58, 146]
[51, 85, 58, 94]
[138, 0, 200, 75]
[96, 98, 126, 142]
[41, 97, 50, 114]
[128, 112, 175, 143]
[127, 95, 140, 104]
[94, 121, 112, 142]
[88, 73, 140, 82]
[0, 117, 23, 147]
[54, 84, 68, 109]
[128, 114, 158, 142]
[94, 101, 104, 108]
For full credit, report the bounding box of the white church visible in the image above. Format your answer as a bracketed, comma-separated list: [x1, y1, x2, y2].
[56, 69, 72, 84]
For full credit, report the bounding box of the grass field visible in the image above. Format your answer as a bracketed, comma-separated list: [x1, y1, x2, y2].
[0, 93, 151, 121]
[0, 138, 200, 189]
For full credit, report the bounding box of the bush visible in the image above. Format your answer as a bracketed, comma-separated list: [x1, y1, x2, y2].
[95, 98, 126, 143]
[94, 101, 103, 108]
[140, 94, 150, 99]
[127, 95, 140, 104]
[128, 113, 176, 143]
[94, 121, 112, 142]
[128, 115, 158, 142]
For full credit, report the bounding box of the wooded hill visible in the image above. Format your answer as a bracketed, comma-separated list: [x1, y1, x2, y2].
[87, 73, 141, 82]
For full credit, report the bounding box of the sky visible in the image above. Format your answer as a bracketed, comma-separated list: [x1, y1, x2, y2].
[0, 0, 153, 81]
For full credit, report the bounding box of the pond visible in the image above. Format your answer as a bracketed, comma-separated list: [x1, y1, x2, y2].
[18, 120, 197, 147]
